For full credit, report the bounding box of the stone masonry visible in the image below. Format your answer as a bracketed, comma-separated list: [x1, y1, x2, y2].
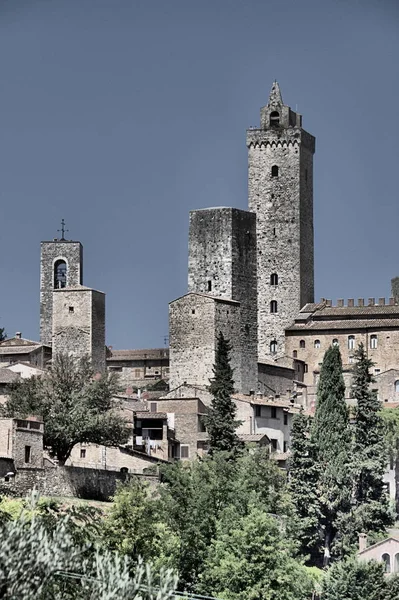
[52, 286, 106, 372]
[188, 207, 258, 392]
[40, 240, 83, 345]
[247, 82, 315, 360]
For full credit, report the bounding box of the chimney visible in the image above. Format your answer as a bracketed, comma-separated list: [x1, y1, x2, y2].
[378, 297, 385, 306]
[337, 299, 344, 307]
[358, 533, 367, 553]
[15, 332, 21, 339]
[326, 299, 332, 307]
[249, 389, 255, 396]
[348, 299, 354, 307]
[358, 298, 364, 307]
[390, 297, 395, 306]
[368, 298, 375, 306]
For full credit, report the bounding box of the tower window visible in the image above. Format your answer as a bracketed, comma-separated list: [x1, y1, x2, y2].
[270, 273, 278, 286]
[293, 350, 297, 358]
[270, 300, 278, 313]
[299, 340, 305, 349]
[271, 165, 279, 177]
[270, 340, 277, 354]
[348, 335, 355, 350]
[207, 280, 212, 292]
[314, 339, 321, 349]
[370, 334, 377, 349]
[69, 306, 74, 313]
[270, 111, 280, 127]
[54, 259, 67, 289]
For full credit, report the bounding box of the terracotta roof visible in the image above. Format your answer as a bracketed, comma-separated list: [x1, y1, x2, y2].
[315, 305, 399, 317]
[108, 348, 169, 361]
[0, 345, 43, 355]
[287, 319, 399, 332]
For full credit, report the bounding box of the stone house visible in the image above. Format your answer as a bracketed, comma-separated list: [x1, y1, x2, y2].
[0, 417, 44, 474]
[106, 348, 170, 392]
[358, 533, 399, 574]
[0, 333, 51, 368]
[0, 368, 19, 403]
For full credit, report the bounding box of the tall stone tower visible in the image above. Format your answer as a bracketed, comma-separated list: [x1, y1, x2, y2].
[40, 236, 83, 345]
[247, 82, 315, 360]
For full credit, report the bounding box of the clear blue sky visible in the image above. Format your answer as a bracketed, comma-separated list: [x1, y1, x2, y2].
[1, 0, 398, 349]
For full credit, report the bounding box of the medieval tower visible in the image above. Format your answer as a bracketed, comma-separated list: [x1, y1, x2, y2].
[247, 82, 315, 360]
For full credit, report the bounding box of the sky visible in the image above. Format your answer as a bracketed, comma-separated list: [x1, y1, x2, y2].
[0, 0, 398, 349]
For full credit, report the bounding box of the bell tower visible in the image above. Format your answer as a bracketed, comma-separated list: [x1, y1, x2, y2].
[247, 82, 315, 360]
[40, 221, 83, 346]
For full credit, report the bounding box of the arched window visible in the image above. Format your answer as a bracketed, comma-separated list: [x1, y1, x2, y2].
[270, 340, 277, 354]
[314, 339, 321, 349]
[293, 350, 297, 358]
[270, 273, 278, 286]
[348, 335, 355, 350]
[395, 552, 399, 573]
[370, 334, 377, 349]
[395, 380, 399, 393]
[300, 340, 305, 349]
[54, 259, 67, 289]
[271, 165, 279, 177]
[270, 111, 280, 127]
[332, 338, 339, 347]
[382, 553, 391, 573]
[270, 300, 278, 313]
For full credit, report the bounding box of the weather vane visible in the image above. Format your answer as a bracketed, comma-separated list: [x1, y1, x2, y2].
[57, 218, 69, 241]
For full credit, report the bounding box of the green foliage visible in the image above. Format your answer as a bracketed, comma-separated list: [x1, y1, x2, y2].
[0, 492, 178, 599]
[199, 505, 315, 600]
[381, 407, 399, 460]
[2, 353, 130, 463]
[322, 557, 387, 600]
[205, 332, 242, 454]
[288, 409, 320, 561]
[311, 345, 353, 566]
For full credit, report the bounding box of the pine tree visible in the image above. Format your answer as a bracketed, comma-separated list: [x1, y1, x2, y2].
[205, 332, 242, 454]
[352, 342, 392, 531]
[288, 409, 320, 562]
[311, 345, 352, 567]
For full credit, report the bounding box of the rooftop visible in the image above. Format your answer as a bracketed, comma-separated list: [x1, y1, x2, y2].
[108, 348, 169, 361]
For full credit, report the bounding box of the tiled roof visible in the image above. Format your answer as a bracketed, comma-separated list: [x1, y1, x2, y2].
[108, 348, 169, 361]
[170, 292, 240, 306]
[0, 345, 42, 355]
[0, 337, 40, 347]
[0, 369, 20, 384]
[315, 305, 399, 317]
[134, 411, 167, 420]
[287, 319, 399, 332]
[239, 434, 269, 442]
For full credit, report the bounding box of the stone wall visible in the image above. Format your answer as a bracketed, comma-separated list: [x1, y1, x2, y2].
[0, 465, 158, 501]
[257, 362, 296, 396]
[52, 287, 106, 372]
[40, 240, 83, 345]
[247, 90, 315, 361]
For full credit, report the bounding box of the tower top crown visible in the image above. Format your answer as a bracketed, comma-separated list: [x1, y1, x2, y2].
[268, 81, 283, 106]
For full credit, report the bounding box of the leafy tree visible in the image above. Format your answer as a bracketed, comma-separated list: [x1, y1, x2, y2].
[288, 409, 320, 562]
[205, 332, 242, 453]
[0, 327, 6, 342]
[322, 557, 387, 600]
[199, 505, 314, 600]
[351, 343, 392, 533]
[2, 353, 130, 464]
[380, 407, 399, 462]
[311, 345, 352, 566]
[386, 574, 399, 599]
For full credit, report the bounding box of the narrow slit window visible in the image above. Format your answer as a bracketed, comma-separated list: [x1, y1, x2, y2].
[270, 273, 278, 286]
[348, 335, 355, 350]
[370, 334, 377, 349]
[271, 165, 279, 177]
[270, 300, 278, 313]
[270, 340, 277, 354]
[207, 280, 212, 292]
[299, 339, 305, 349]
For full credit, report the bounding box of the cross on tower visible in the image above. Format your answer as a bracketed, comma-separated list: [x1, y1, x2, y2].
[57, 219, 69, 241]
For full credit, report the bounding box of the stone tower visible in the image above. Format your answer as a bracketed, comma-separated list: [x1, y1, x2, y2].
[52, 287, 106, 373]
[169, 207, 258, 395]
[247, 82, 315, 360]
[40, 238, 83, 345]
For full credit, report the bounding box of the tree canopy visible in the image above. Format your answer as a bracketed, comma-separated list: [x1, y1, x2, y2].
[2, 353, 130, 463]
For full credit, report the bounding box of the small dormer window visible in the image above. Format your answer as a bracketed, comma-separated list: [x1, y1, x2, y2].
[270, 111, 280, 127]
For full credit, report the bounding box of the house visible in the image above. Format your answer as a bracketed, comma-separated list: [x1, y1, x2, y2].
[0, 333, 51, 368]
[357, 532, 399, 574]
[0, 416, 44, 476]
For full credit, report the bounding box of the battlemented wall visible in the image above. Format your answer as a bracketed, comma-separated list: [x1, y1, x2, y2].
[169, 293, 249, 395]
[40, 240, 83, 346]
[247, 84, 315, 361]
[52, 287, 106, 372]
[187, 207, 258, 393]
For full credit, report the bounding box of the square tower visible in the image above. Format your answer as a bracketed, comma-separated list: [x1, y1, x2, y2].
[247, 82, 315, 360]
[52, 286, 105, 373]
[40, 239, 83, 345]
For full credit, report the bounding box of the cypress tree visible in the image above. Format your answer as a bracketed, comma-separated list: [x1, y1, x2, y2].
[311, 345, 352, 566]
[205, 332, 242, 454]
[288, 409, 320, 562]
[352, 342, 392, 530]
